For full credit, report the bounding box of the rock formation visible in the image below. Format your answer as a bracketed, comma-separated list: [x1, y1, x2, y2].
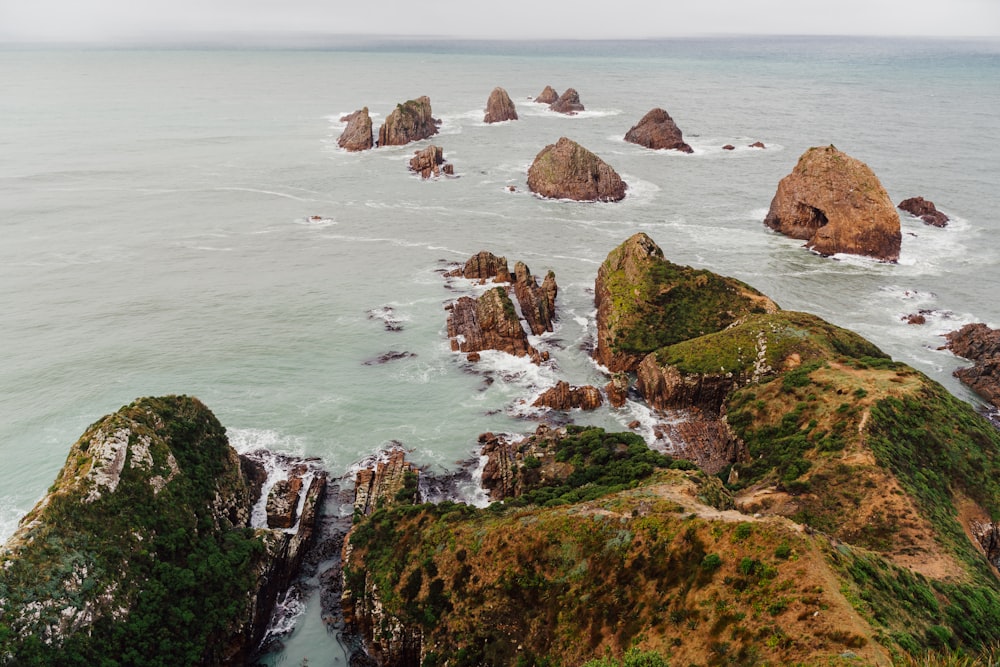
[377, 96, 440, 147]
[655, 417, 747, 475]
[722, 144, 736, 150]
[971, 519, 1000, 572]
[635, 355, 735, 415]
[0, 396, 326, 665]
[338, 107, 374, 152]
[945, 323, 1000, 409]
[550, 87, 584, 114]
[623, 108, 693, 153]
[484, 86, 518, 123]
[534, 85, 559, 104]
[445, 287, 546, 364]
[763, 145, 902, 261]
[749, 141, 766, 149]
[511, 261, 558, 335]
[445, 250, 512, 282]
[408, 145, 454, 179]
[532, 381, 603, 411]
[352, 447, 419, 516]
[605, 372, 630, 408]
[527, 137, 627, 202]
[593, 232, 777, 372]
[898, 196, 949, 227]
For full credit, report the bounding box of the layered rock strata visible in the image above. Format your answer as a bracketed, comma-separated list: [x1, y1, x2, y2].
[764, 145, 901, 261]
[511, 261, 557, 335]
[899, 196, 949, 227]
[550, 87, 584, 114]
[483, 86, 518, 123]
[445, 250, 512, 282]
[532, 381, 603, 411]
[352, 447, 419, 516]
[377, 96, 440, 147]
[408, 145, 454, 179]
[338, 107, 374, 151]
[945, 322, 1000, 409]
[445, 288, 546, 364]
[624, 108, 693, 153]
[527, 136, 627, 202]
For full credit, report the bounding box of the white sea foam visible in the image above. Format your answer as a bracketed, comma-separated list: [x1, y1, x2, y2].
[0, 496, 26, 544]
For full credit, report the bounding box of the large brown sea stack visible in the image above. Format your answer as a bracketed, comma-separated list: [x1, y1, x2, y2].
[550, 88, 585, 115]
[624, 108, 693, 153]
[484, 87, 518, 123]
[527, 137, 626, 202]
[534, 85, 559, 104]
[377, 96, 440, 147]
[763, 145, 901, 261]
[338, 107, 374, 152]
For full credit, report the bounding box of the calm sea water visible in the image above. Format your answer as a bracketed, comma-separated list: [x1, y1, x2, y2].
[2, 36, 999, 663]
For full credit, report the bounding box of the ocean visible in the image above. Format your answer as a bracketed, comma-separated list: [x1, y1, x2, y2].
[1, 36, 998, 664]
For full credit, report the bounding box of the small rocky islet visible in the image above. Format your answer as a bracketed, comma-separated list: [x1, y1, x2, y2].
[3, 86, 995, 665]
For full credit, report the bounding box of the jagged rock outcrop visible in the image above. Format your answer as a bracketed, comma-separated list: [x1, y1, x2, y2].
[352, 447, 419, 516]
[511, 261, 557, 335]
[636, 354, 735, 415]
[479, 425, 573, 501]
[0, 396, 326, 665]
[377, 96, 440, 147]
[408, 145, 454, 179]
[527, 137, 627, 202]
[945, 323, 1000, 409]
[605, 372, 630, 408]
[534, 85, 559, 104]
[446, 287, 546, 364]
[532, 381, 603, 411]
[624, 108, 693, 153]
[971, 519, 1000, 572]
[593, 232, 777, 372]
[483, 86, 518, 123]
[550, 87, 584, 114]
[338, 107, 374, 151]
[899, 196, 949, 227]
[267, 476, 304, 529]
[445, 250, 512, 282]
[764, 145, 902, 261]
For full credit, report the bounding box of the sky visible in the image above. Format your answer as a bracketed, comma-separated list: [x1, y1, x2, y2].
[1, 0, 999, 43]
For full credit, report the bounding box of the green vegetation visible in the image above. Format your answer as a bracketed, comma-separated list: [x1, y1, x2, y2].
[0, 396, 267, 666]
[581, 648, 669, 667]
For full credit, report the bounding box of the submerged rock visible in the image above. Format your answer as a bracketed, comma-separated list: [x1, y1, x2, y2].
[0, 396, 326, 665]
[377, 96, 440, 147]
[550, 87, 585, 114]
[484, 86, 518, 123]
[899, 196, 949, 227]
[338, 107, 374, 152]
[764, 145, 902, 261]
[527, 136, 627, 202]
[534, 85, 559, 104]
[624, 107, 693, 153]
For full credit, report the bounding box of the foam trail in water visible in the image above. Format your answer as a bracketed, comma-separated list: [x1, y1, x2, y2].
[0, 496, 26, 544]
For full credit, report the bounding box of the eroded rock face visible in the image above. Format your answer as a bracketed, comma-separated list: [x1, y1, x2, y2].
[532, 381, 603, 411]
[945, 323, 1000, 409]
[408, 145, 454, 179]
[352, 447, 419, 517]
[0, 396, 327, 665]
[971, 519, 1000, 572]
[512, 261, 558, 335]
[655, 416, 747, 475]
[445, 250, 512, 282]
[527, 137, 627, 202]
[338, 107, 374, 152]
[764, 145, 901, 261]
[550, 87, 584, 114]
[484, 86, 518, 123]
[267, 477, 304, 529]
[377, 96, 440, 147]
[479, 425, 572, 501]
[624, 108, 693, 153]
[636, 354, 735, 415]
[446, 287, 546, 364]
[605, 372, 630, 408]
[899, 196, 949, 227]
[534, 85, 559, 104]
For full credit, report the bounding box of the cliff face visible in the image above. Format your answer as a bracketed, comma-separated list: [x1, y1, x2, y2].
[0, 395, 325, 665]
[526, 137, 627, 202]
[764, 145, 902, 261]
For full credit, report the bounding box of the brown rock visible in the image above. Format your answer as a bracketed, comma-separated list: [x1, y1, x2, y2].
[904, 313, 927, 325]
[534, 85, 559, 104]
[479, 432, 519, 500]
[635, 354, 735, 415]
[446, 287, 545, 364]
[764, 145, 902, 262]
[656, 414, 748, 475]
[722, 144, 736, 151]
[484, 86, 518, 123]
[532, 381, 603, 411]
[945, 323, 1000, 409]
[408, 144, 452, 179]
[605, 372, 630, 408]
[550, 87, 584, 115]
[623, 108, 693, 153]
[971, 519, 1000, 572]
[512, 261, 557, 335]
[527, 136, 627, 202]
[352, 448, 419, 516]
[266, 476, 303, 529]
[445, 250, 511, 281]
[337, 107, 374, 152]
[377, 96, 440, 147]
[899, 196, 949, 227]
[749, 141, 766, 149]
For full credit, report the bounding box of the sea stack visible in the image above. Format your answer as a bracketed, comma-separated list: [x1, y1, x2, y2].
[550, 88, 585, 115]
[338, 107, 374, 152]
[377, 96, 440, 147]
[624, 108, 693, 153]
[534, 85, 559, 104]
[898, 196, 949, 227]
[763, 145, 901, 262]
[527, 137, 626, 202]
[484, 87, 518, 123]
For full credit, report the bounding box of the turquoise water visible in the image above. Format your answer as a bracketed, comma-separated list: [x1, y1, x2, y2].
[1, 37, 999, 663]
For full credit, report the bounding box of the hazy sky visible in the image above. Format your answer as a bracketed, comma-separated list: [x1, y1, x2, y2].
[2, 0, 999, 42]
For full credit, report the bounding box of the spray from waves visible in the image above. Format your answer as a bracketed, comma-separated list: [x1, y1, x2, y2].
[1, 496, 27, 544]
